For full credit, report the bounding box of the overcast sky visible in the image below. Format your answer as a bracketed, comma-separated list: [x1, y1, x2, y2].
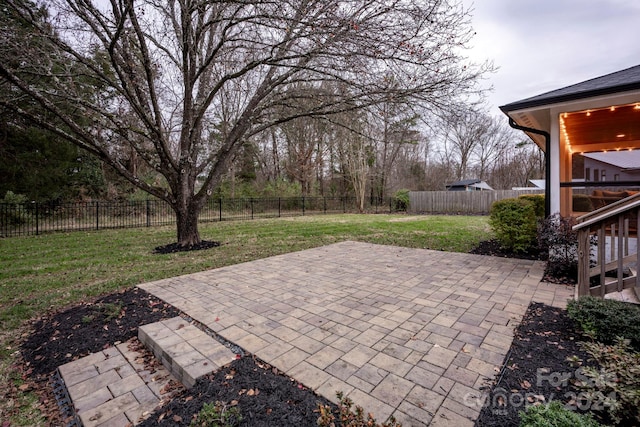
[463, 0, 640, 114]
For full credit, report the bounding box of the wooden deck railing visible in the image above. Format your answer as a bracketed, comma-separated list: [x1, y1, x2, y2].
[573, 193, 640, 299]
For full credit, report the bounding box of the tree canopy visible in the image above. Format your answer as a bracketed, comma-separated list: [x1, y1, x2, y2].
[0, 0, 489, 245]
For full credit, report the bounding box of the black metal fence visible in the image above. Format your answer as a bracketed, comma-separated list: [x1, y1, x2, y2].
[0, 196, 394, 237]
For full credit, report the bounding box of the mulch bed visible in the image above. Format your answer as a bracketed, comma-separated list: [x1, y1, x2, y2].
[17, 287, 338, 426]
[14, 239, 600, 426]
[138, 357, 335, 427]
[154, 240, 220, 254]
[474, 303, 607, 427]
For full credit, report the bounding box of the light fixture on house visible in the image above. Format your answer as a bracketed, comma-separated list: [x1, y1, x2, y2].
[586, 110, 591, 116]
[616, 134, 626, 138]
[610, 106, 616, 111]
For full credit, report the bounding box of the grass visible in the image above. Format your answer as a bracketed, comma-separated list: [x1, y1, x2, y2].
[0, 213, 491, 423]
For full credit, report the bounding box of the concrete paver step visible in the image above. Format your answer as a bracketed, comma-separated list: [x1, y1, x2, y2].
[57, 338, 178, 427]
[138, 317, 236, 388]
[56, 317, 235, 426]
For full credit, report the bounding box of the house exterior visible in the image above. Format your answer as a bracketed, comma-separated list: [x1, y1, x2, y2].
[446, 179, 494, 191]
[500, 64, 640, 217]
[581, 150, 640, 182]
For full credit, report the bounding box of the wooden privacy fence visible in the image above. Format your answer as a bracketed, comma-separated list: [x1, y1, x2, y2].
[408, 190, 543, 214]
[573, 193, 640, 299]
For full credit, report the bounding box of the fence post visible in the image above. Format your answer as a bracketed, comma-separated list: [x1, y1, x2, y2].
[278, 198, 281, 218]
[343, 197, 346, 213]
[219, 198, 222, 221]
[250, 198, 254, 220]
[146, 200, 151, 227]
[95, 201, 99, 230]
[35, 201, 39, 236]
[323, 197, 327, 214]
[302, 197, 305, 216]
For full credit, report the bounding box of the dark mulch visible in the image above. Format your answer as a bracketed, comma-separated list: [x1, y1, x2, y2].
[16, 241, 598, 426]
[469, 239, 543, 261]
[474, 302, 608, 427]
[154, 240, 220, 254]
[21, 287, 181, 378]
[138, 357, 336, 427]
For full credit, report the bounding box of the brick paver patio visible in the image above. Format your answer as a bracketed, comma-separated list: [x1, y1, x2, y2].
[139, 241, 573, 426]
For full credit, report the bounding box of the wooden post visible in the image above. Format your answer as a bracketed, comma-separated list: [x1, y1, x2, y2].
[577, 228, 591, 298]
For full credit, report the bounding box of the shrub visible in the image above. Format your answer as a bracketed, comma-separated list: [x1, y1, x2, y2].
[393, 189, 410, 212]
[1, 191, 32, 225]
[317, 392, 401, 427]
[567, 296, 640, 350]
[577, 338, 640, 425]
[489, 198, 538, 252]
[519, 194, 545, 218]
[537, 214, 580, 280]
[518, 401, 601, 427]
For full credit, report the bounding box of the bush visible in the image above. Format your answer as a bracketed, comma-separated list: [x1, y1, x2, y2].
[519, 401, 601, 427]
[393, 189, 410, 212]
[489, 198, 538, 252]
[538, 214, 580, 280]
[1, 191, 32, 225]
[519, 194, 545, 218]
[567, 296, 640, 350]
[577, 338, 640, 425]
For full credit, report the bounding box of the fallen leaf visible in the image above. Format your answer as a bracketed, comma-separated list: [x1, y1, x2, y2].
[173, 415, 182, 422]
[520, 380, 531, 389]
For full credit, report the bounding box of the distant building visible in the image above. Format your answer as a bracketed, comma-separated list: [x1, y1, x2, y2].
[582, 150, 640, 182]
[446, 179, 494, 191]
[512, 179, 545, 191]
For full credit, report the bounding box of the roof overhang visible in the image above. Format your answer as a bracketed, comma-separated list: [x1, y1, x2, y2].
[500, 65, 640, 151]
[501, 90, 640, 151]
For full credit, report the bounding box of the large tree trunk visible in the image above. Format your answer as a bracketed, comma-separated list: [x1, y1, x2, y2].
[175, 203, 201, 247]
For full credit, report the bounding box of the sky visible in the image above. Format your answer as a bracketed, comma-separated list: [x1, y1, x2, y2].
[462, 0, 640, 114]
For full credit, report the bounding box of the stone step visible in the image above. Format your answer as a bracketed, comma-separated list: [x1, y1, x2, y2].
[138, 317, 236, 388]
[57, 338, 178, 427]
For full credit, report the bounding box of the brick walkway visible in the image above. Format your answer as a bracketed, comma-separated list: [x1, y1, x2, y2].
[139, 241, 573, 426]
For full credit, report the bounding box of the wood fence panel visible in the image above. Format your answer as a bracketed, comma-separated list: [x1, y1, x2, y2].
[408, 190, 543, 214]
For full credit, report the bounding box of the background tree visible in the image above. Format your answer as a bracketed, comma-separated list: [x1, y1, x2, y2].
[0, 0, 487, 246]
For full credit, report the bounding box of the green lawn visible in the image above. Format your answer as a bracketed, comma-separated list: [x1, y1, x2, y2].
[0, 214, 491, 332]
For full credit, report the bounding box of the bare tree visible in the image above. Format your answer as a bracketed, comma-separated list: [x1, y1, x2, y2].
[437, 108, 492, 181]
[370, 101, 421, 199]
[335, 112, 372, 213]
[0, 0, 487, 246]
